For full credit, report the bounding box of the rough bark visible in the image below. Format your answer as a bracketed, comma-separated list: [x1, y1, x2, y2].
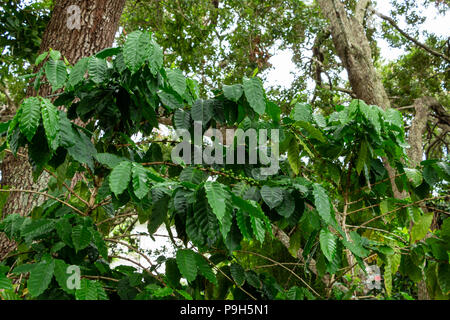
[0, 0, 126, 260]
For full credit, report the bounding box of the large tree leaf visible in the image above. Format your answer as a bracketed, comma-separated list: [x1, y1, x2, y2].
[191, 99, 214, 125]
[166, 69, 186, 96]
[312, 184, 333, 226]
[0, 273, 13, 290]
[223, 84, 243, 102]
[19, 97, 41, 142]
[53, 259, 75, 295]
[319, 228, 337, 262]
[147, 192, 169, 235]
[404, 168, 423, 188]
[243, 77, 265, 115]
[28, 259, 55, 297]
[75, 279, 108, 300]
[123, 30, 150, 73]
[204, 181, 231, 223]
[148, 39, 164, 75]
[437, 263, 450, 295]
[173, 109, 191, 130]
[290, 103, 312, 122]
[195, 254, 217, 285]
[260, 185, 284, 209]
[287, 139, 301, 175]
[132, 163, 150, 199]
[410, 213, 433, 243]
[88, 57, 108, 84]
[109, 161, 132, 196]
[68, 57, 89, 88]
[230, 263, 245, 286]
[40, 98, 59, 150]
[44, 59, 67, 91]
[20, 218, 55, 243]
[71, 224, 92, 252]
[67, 129, 97, 170]
[176, 249, 198, 282]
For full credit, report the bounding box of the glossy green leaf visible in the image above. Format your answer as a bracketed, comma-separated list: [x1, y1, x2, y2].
[19, 97, 41, 142]
[109, 161, 132, 196]
[243, 77, 265, 115]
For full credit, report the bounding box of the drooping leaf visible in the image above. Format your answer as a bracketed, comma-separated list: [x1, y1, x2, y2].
[287, 139, 301, 175]
[19, 97, 41, 142]
[176, 249, 198, 282]
[410, 213, 433, 243]
[132, 163, 150, 199]
[88, 57, 108, 84]
[44, 59, 67, 90]
[123, 30, 150, 73]
[28, 259, 55, 297]
[312, 184, 333, 226]
[166, 69, 186, 96]
[68, 57, 89, 88]
[204, 181, 231, 223]
[243, 77, 265, 115]
[75, 279, 108, 300]
[230, 263, 245, 286]
[109, 161, 132, 196]
[71, 225, 92, 252]
[319, 228, 337, 262]
[40, 98, 59, 150]
[191, 99, 214, 125]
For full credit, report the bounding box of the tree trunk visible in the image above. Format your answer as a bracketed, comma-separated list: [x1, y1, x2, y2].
[316, 0, 403, 199]
[0, 0, 126, 260]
